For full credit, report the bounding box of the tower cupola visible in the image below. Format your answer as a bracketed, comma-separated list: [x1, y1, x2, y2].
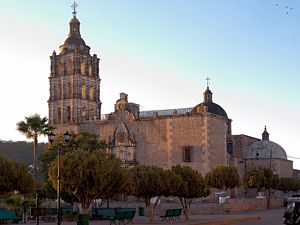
[69, 16, 81, 38]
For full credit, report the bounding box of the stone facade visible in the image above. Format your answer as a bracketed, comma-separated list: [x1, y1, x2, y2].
[52, 91, 231, 175]
[49, 14, 294, 180]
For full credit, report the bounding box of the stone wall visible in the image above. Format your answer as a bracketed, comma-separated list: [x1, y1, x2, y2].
[104, 198, 284, 215]
[245, 158, 293, 178]
[232, 135, 258, 159]
[226, 198, 283, 213]
[207, 115, 228, 173]
[89, 110, 229, 175]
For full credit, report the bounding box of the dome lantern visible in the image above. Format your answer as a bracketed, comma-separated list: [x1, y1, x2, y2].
[262, 126, 269, 141]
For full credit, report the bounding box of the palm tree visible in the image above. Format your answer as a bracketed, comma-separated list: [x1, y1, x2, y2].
[16, 114, 51, 193]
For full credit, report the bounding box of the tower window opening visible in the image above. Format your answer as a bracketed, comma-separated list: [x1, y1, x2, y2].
[82, 84, 86, 99]
[57, 107, 62, 124]
[82, 107, 88, 120]
[67, 106, 71, 123]
[183, 146, 192, 162]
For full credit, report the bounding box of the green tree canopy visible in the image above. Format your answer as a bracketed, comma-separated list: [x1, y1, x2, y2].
[40, 132, 107, 201]
[171, 165, 209, 220]
[131, 165, 171, 222]
[205, 165, 240, 192]
[131, 165, 167, 206]
[243, 167, 279, 192]
[48, 148, 128, 214]
[277, 177, 300, 194]
[0, 156, 34, 196]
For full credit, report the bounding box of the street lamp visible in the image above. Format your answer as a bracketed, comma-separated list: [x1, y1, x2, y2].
[48, 131, 71, 225]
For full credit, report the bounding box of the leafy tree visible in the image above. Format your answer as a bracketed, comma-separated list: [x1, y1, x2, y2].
[99, 164, 134, 200]
[0, 156, 34, 196]
[48, 149, 127, 215]
[12, 161, 35, 195]
[205, 165, 240, 194]
[160, 169, 183, 198]
[16, 114, 51, 192]
[277, 177, 300, 194]
[172, 165, 209, 220]
[40, 132, 107, 202]
[0, 156, 14, 195]
[131, 166, 167, 222]
[243, 167, 279, 193]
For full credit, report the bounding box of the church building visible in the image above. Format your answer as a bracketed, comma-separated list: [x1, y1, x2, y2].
[48, 7, 293, 179]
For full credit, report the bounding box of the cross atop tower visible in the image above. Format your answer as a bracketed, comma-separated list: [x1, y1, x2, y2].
[205, 77, 210, 88]
[71, 1, 78, 17]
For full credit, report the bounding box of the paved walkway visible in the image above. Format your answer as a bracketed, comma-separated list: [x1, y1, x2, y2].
[25, 208, 285, 225]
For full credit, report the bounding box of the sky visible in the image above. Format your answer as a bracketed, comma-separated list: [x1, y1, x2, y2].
[0, 1, 299, 167]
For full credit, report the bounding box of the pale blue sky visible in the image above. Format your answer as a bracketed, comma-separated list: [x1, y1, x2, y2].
[0, 1, 299, 168]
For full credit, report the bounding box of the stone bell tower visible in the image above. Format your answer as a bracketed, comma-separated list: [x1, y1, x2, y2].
[48, 4, 101, 127]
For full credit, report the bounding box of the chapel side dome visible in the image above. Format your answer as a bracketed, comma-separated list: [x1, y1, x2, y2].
[245, 127, 288, 160]
[191, 87, 228, 118]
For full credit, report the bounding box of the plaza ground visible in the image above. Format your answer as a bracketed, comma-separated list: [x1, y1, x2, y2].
[26, 207, 285, 225]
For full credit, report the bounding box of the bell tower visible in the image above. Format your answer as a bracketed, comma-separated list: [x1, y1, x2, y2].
[48, 3, 101, 126]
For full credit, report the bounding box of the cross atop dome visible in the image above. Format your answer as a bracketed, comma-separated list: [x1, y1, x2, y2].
[205, 77, 210, 88]
[71, 1, 78, 17]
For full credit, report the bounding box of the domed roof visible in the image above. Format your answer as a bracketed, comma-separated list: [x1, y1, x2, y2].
[191, 87, 228, 118]
[59, 16, 90, 55]
[245, 127, 287, 160]
[64, 36, 86, 46]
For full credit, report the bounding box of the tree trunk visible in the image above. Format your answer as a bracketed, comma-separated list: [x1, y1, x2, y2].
[179, 198, 190, 221]
[106, 198, 110, 208]
[183, 207, 189, 221]
[33, 137, 38, 193]
[34, 137, 39, 225]
[145, 197, 153, 223]
[81, 200, 90, 214]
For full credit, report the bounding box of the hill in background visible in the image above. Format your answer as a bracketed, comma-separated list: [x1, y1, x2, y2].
[0, 140, 46, 165]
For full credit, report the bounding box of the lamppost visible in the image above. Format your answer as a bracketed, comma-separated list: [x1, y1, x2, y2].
[48, 131, 71, 225]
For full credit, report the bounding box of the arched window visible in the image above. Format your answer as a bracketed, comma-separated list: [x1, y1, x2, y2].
[82, 84, 86, 99]
[81, 63, 85, 75]
[57, 107, 62, 124]
[67, 82, 72, 98]
[89, 87, 94, 101]
[67, 106, 71, 123]
[57, 82, 62, 99]
[68, 58, 73, 75]
[89, 64, 93, 77]
[82, 107, 87, 120]
[90, 108, 95, 119]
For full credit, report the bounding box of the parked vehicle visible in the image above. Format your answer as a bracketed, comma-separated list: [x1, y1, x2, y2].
[283, 199, 300, 224]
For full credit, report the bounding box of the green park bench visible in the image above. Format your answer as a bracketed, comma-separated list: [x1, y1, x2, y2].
[92, 208, 116, 220]
[109, 208, 136, 225]
[160, 208, 182, 221]
[0, 209, 20, 224]
[109, 211, 125, 225]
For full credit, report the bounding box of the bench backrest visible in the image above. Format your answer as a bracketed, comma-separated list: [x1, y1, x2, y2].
[164, 208, 182, 217]
[173, 208, 182, 216]
[165, 209, 174, 217]
[95, 208, 116, 218]
[124, 210, 136, 220]
[117, 208, 136, 212]
[114, 211, 126, 220]
[0, 209, 19, 220]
